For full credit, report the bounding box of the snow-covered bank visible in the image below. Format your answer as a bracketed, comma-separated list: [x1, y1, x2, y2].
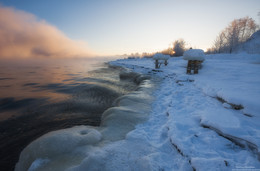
[110, 53, 260, 170]
[16, 53, 260, 171]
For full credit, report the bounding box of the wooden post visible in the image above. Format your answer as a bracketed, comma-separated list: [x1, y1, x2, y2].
[155, 60, 159, 69]
[187, 60, 200, 74]
[164, 60, 168, 66]
[194, 61, 199, 74]
[187, 60, 192, 74]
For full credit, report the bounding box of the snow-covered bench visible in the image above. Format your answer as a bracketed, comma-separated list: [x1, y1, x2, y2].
[153, 53, 170, 69]
[183, 49, 205, 74]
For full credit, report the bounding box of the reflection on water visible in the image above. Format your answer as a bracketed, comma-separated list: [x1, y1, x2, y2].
[0, 57, 137, 171]
[0, 58, 130, 120]
[0, 58, 102, 105]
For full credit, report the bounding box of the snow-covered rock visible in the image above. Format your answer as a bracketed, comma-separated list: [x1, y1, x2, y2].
[183, 49, 205, 61]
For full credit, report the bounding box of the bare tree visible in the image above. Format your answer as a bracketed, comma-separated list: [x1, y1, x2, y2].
[212, 16, 258, 53]
[173, 39, 186, 56]
[214, 31, 227, 53]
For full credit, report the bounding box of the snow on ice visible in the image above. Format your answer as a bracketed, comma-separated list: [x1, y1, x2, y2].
[16, 51, 260, 170]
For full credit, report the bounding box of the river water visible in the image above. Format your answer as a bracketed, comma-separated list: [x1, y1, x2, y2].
[0, 58, 138, 171]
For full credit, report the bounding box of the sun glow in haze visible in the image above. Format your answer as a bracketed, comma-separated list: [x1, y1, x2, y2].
[0, 5, 95, 59]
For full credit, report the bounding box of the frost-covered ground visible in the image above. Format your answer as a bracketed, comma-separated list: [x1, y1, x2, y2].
[109, 53, 260, 170]
[16, 53, 260, 171]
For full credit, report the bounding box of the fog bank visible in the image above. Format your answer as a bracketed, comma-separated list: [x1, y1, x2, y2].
[0, 5, 94, 59]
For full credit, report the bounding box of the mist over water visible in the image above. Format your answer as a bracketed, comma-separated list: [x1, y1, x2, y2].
[0, 58, 138, 171]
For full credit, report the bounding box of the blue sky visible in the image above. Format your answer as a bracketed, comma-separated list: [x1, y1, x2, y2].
[0, 0, 259, 56]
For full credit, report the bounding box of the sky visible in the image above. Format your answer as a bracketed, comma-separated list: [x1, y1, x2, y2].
[0, 0, 259, 57]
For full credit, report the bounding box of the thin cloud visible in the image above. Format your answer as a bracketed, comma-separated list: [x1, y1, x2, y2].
[0, 5, 95, 58]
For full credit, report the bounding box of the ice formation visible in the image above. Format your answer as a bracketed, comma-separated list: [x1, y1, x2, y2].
[15, 72, 155, 171]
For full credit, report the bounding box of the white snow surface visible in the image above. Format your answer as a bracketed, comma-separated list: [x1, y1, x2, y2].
[183, 49, 205, 61]
[153, 53, 170, 60]
[235, 30, 260, 54]
[16, 53, 260, 171]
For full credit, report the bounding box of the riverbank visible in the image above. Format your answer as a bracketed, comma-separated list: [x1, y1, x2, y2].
[0, 58, 136, 171]
[109, 53, 260, 170]
[15, 53, 260, 170]
[15, 65, 157, 171]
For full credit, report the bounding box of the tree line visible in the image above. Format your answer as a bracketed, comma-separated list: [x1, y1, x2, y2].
[208, 16, 258, 53]
[161, 16, 259, 56]
[126, 16, 259, 58]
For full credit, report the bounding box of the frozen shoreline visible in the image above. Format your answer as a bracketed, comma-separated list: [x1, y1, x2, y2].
[109, 53, 260, 170]
[15, 69, 158, 171]
[16, 53, 260, 171]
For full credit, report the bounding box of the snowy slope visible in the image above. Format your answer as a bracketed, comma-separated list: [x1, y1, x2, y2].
[235, 30, 260, 54]
[16, 53, 260, 171]
[109, 54, 260, 170]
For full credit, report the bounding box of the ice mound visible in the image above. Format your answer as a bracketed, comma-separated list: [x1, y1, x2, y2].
[119, 70, 151, 85]
[183, 49, 205, 61]
[100, 106, 149, 141]
[15, 73, 155, 171]
[101, 89, 152, 141]
[15, 126, 102, 171]
[119, 71, 140, 81]
[28, 158, 50, 171]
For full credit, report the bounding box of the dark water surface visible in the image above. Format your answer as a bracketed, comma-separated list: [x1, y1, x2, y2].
[0, 58, 137, 171]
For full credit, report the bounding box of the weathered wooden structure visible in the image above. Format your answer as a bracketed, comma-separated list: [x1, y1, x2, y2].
[186, 60, 203, 74]
[153, 53, 170, 69]
[183, 49, 205, 74]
